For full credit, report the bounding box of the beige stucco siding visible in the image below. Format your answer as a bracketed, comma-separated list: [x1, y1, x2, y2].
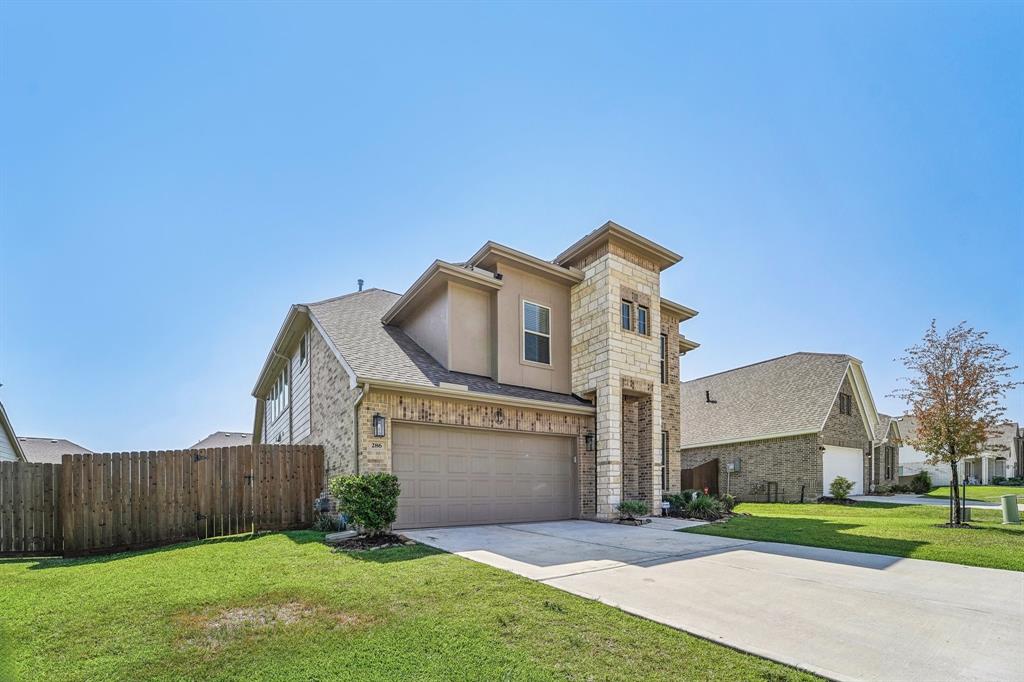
[448, 282, 492, 377]
[402, 285, 449, 369]
[493, 262, 572, 393]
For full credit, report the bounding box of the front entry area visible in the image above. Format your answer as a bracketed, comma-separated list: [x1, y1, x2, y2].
[391, 423, 576, 529]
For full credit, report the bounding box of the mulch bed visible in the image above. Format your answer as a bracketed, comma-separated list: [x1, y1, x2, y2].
[331, 533, 416, 551]
[816, 496, 857, 505]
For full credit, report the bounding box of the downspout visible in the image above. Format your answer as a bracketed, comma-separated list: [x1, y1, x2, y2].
[353, 382, 367, 475]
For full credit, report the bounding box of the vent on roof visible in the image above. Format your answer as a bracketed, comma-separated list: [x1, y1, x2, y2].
[705, 391, 717, 404]
[357, 278, 364, 292]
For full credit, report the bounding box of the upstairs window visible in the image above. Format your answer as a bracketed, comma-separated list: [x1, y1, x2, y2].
[660, 334, 668, 384]
[637, 306, 649, 335]
[269, 368, 290, 422]
[621, 301, 632, 331]
[522, 301, 551, 365]
[299, 331, 308, 366]
[839, 392, 852, 416]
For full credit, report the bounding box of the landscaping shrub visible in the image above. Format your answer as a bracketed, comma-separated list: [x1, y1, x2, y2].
[328, 473, 401, 537]
[991, 476, 1006, 485]
[909, 471, 932, 494]
[681, 489, 701, 503]
[684, 495, 726, 521]
[311, 513, 342, 533]
[617, 500, 649, 522]
[888, 483, 912, 493]
[829, 476, 855, 500]
[664, 494, 688, 515]
[873, 485, 892, 495]
[717, 493, 736, 512]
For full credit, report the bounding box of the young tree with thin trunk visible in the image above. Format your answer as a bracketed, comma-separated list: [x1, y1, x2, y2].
[891, 321, 1019, 526]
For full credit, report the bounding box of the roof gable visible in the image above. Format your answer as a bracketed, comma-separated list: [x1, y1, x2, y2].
[680, 353, 869, 448]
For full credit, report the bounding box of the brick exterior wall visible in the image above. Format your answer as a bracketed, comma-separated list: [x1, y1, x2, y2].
[681, 433, 822, 502]
[307, 329, 359, 483]
[821, 375, 873, 490]
[660, 312, 682, 495]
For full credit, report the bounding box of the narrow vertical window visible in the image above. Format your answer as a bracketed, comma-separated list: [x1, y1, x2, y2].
[660, 334, 668, 384]
[661, 431, 669, 490]
[621, 301, 632, 330]
[299, 331, 308, 366]
[522, 301, 551, 364]
[637, 306, 648, 335]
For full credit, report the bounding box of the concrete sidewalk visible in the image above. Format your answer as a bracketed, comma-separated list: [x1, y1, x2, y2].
[405, 520, 1024, 682]
[852, 493, 1018, 509]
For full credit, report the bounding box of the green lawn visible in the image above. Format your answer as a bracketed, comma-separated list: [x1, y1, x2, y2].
[0, 532, 815, 682]
[684, 502, 1023, 571]
[922, 485, 1024, 505]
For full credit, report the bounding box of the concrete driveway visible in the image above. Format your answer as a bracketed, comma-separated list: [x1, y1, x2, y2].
[404, 520, 1024, 682]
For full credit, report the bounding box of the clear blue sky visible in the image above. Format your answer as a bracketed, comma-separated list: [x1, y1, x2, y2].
[2, 2, 1021, 452]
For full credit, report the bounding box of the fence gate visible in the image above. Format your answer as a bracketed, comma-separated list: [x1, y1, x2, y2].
[681, 458, 719, 496]
[0, 462, 62, 556]
[0, 444, 323, 558]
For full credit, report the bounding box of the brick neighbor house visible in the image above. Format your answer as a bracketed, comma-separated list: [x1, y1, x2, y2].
[679, 353, 898, 501]
[251, 221, 699, 528]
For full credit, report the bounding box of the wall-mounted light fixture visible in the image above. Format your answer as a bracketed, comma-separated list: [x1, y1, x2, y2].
[372, 413, 386, 438]
[585, 431, 597, 452]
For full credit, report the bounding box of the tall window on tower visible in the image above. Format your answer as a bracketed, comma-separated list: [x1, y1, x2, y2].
[522, 300, 551, 365]
[661, 431, 669, 490]
[660, 334, 668, 383]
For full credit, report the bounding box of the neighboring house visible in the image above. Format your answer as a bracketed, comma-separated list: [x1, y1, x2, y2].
[898, 416, 1021, 485]
[871, 413, 902, 490]
[252, 221, 699, 528]
[679, 353, 893, 501]
[189, 431, 254, 450]
[18, 437, 94, 464]
[0, 401, 27, 462]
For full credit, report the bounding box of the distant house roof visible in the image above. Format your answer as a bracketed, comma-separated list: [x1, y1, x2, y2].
[680, 352, 875, 448]
[874, 413, 898, 443]
[18, 437, 94, 464]
[0, 401, 27, 461]
[898, 416, 1019, 457]
[306, 288, 591, 409]
[189, 431, 253, 450]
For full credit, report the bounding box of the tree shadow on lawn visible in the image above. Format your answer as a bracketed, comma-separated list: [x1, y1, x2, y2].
[691, 516, 929, 565]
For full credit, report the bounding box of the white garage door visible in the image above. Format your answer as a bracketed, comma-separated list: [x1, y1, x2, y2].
[823, 445, 864, 496]
[391, 423, 576, 529]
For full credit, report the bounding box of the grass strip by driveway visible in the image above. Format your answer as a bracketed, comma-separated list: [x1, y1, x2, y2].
[922, 485, 1024, 505]
[683, 502, 1023, 572]
[0, 531, 816, 682]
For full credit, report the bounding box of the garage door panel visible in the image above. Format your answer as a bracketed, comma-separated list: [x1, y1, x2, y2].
[393, 423, 575, 529]
[823, 446, 865, 496]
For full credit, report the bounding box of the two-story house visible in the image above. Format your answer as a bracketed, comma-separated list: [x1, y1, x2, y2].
[251, 221, 699, 528]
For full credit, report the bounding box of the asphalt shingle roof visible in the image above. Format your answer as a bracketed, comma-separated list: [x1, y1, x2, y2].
[307, 289, 591, 408]
[189, 431, 254, 450]
[680, 352, 854, 447]
[874, 413, 896, 442]
[18, 437, 94, 464]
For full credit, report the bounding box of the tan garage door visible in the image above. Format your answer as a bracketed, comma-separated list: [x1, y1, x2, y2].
[392, 423, 576, 529]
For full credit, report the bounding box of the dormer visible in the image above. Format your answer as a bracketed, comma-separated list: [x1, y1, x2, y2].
[381, 260, 502, 377]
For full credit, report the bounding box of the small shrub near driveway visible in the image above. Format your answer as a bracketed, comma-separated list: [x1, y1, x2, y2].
[684, 495, 727, 521]
[328, 473, 401, 537]
[617, 500, 649, 524]
[829, 476, 855, 500]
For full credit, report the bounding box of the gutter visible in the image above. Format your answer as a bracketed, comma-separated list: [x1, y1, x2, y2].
[362, 378, 596, 415]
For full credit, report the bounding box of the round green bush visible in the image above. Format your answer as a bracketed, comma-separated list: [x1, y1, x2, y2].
[328, 472, 401, 536]
[829, 475, 855, 500]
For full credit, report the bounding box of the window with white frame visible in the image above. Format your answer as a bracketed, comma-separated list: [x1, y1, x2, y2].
[299, 331, 308, 366]
[620, 301, 632, 331]
[522, 301, 551, 364]
[268, 368, 290, 422]
[637, 305, 649, 335]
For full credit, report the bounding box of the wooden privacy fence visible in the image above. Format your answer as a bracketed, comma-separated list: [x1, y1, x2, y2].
[681, 458, 719, 496]
[0, 444, 323, 557]
[0, 462, 62, 555]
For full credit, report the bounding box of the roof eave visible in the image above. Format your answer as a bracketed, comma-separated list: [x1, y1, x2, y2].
[251, 305, 307, 397]
[661, 297, 698, 321]
[553, 221, 682, 271]
[679, 337, 700, 354]
[0, 401, 27, 461]
[468, 241, 584, 284]
[381, 260, 503, 326]
[362, 378, 596, 415]
[680, 428, 821, 450]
